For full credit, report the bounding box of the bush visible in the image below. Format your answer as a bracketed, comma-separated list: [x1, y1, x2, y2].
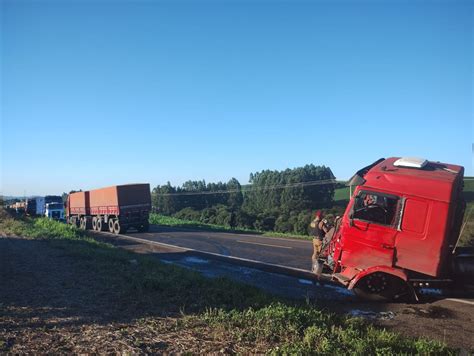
[275, 214, 293, 233]
[234, 210, 255, 230]
[294, 211, 313, 235]
[174, 207, 201, 222]
[253, 214, 276, 231]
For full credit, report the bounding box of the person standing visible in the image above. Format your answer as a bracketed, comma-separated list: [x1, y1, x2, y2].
[310, 211, 329, 275]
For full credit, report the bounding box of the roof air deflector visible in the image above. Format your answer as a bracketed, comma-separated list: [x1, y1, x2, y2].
[393, 157, 428, 169]
[346, 158, 385, 187]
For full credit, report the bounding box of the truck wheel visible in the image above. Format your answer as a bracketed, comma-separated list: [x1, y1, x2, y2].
[113, 220, 123, 235]
[96, 218, 103, 231]
[353, 272, 408, 302]
[108, 219, 115, 233]
[92, 217, 97, 231]
[79, 217, 86, 230]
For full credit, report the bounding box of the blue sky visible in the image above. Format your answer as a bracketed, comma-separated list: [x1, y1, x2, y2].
[1, 0, 472, 196]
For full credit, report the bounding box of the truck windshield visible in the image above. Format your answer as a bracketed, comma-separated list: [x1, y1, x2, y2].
[353, 191, 400, 226]
[48, 203, 63, 210]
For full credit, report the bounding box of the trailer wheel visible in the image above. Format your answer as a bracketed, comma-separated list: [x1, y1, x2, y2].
[353, 272, 409, 302]
[113, 220, 123, 235]
[79, 217, 86, 230]
[96, 218, 103, 231]
[108, 219, 115, 233]
[92, 217, 97, 231]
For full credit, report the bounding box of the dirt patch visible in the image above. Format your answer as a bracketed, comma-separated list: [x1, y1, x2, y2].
[401, 305, 455, 319]
[0, 236, 237, 353]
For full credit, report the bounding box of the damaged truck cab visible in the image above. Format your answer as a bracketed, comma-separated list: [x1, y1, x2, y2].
[325, 157, 470, 300]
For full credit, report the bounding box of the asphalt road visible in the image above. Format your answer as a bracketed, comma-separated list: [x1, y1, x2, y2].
[126, 225, 314, 270]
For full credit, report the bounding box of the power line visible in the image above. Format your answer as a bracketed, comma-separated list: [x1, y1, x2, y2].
[153, 179, 338, 196]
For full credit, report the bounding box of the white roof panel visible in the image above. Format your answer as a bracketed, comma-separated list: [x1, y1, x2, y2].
[393, 157, 428, 169]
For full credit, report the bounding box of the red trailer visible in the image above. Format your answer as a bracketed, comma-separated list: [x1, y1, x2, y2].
[66, 184, 151, 234]
[321, 157, 473, 300]
[68, 191, 90, 218]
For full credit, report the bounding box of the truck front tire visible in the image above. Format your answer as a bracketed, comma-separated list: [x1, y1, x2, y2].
[353, 272, 409, 302]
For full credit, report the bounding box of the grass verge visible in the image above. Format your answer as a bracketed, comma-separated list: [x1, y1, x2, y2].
[0, 210, 454, 354]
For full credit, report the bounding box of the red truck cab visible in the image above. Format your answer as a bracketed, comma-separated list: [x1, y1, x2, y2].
[327, 157, 466, 300]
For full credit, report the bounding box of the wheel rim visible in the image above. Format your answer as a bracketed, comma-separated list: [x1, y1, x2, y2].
[92, 218, 97, 230]
[97, 219, 102, 231]
[113, 220, 120, 234]
[109, 219, 115, 233]
[364, 272, 388, 294]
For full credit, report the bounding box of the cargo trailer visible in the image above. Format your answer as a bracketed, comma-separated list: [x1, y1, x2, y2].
[25, 198, 37, 216]
[66, 184, 151, 234]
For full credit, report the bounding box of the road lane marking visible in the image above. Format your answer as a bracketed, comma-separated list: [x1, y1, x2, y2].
[237, 240, 293, 249]
[445, 298, 474, 306]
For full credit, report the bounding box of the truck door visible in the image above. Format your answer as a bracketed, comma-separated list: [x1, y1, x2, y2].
[340, 191, 401, 270]
[394, 198, 444, 276]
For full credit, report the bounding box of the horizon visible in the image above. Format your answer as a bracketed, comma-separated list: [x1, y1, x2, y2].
[2, 0, 473, 196]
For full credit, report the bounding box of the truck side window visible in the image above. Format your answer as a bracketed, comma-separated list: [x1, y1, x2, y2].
[353, 192, 399, 226]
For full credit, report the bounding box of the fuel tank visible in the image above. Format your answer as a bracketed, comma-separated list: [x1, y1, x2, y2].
[453, 247, 474, 284]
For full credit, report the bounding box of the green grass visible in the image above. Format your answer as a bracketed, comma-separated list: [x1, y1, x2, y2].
[334, 186, 351, 202]
[459, 178, 474, 246]
[0, 210, 454, 354]
[149, 213, 311, 240]
[463, 177, 474, 195]
[196, 305, 450, 354]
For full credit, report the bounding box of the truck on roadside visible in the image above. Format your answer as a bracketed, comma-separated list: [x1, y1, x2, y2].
[26, 195, 63, 217]
[66, 184, 151, 234]
[45, 202, 65, 220]
[321, 157, 473, 301]
[26, 197, 46, 216]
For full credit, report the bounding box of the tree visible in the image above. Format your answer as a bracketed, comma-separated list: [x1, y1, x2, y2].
[152, 183, 178, 215]
[226, 178, 243, 211]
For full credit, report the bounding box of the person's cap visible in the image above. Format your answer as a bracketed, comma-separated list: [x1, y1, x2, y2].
[315, 210, 324, 219]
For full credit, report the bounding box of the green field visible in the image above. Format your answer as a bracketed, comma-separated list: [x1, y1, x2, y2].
[460, 178, 474, 246]
[334, 186, 351, 202]
[0, 210, 453, 354]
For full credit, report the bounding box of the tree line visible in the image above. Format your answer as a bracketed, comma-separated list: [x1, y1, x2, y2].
[152, 164, 342, 235]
